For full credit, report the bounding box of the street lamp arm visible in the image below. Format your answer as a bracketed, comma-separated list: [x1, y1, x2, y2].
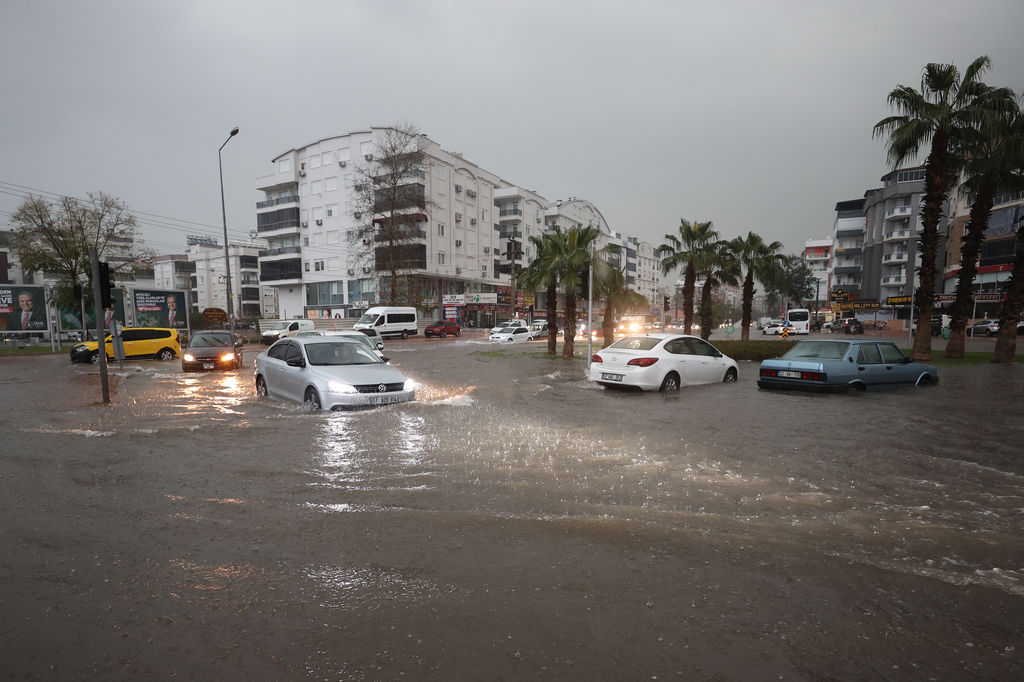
[218, 126, 239, 337]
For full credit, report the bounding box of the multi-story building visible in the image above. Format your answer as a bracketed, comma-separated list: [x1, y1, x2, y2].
[187, 237, 267, 320]
[802, 237, 832, 315]
[862, 167, 929, 302]
[830, 199, 865, 298]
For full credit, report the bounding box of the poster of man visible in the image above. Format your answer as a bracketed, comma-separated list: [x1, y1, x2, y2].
[1, 286, 47, 332]
[134, 290, 188, 329]
[58, 292, 126, 332]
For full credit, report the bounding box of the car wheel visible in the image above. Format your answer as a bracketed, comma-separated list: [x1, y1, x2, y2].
[155, 348, 175, 361]
[90, 351, 100, 365]
[455, 329, 461, 337]
[256, 375, 268, 398]
[401, 331, 408, 339]
[659, 373, 680, 392]
[304, 387, 322, 411]
[723, 368, 738, 383]
[440, 329, 447, 338]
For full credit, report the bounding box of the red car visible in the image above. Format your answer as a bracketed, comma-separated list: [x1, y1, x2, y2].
[424, 319, 461, 338]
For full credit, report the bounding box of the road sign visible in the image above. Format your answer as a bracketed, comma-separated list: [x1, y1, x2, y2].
[725, 325, 735, 335]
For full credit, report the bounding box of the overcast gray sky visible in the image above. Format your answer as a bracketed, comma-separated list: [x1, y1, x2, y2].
[2, 0, 1023, 261]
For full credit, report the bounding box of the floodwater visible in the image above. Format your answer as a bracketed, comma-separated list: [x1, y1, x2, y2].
[2, 338, 1022, 681]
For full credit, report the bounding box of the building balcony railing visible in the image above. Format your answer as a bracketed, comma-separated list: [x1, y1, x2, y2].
[499, 229, 522, 240]
[883, 252, 908, 264]
[833, 265, 861, 275]
[885, 206, 913, 221]
[256, 195, 299, 210]
[258, 245, 302, 257]
[805, 253, 830, 260]
[881, 275, 906, 286]
[883, 229, 910, 242]
[834, 246, 862, 257]
[836, 227, 864, 238]
[257, 220, 301, 234]
[498, 208, 522, 218]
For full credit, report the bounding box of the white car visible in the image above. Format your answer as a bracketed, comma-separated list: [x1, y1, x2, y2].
[254, 336, 414, 410]
[490, 319, 528, 335]
[762, 320, 786, 335]
[296, 329, 387, 361]
[588, 333, 738, 391]
[527, 321, 549, 340]
[489, 326, 532, 343]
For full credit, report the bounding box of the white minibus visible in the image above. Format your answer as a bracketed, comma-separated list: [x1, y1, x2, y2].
[353, 306, 418, 339]
[786, 308, 811, 334]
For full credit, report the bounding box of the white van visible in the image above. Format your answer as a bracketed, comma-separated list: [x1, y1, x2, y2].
[353, 306, 418, 339]
[785, 308, 811, 334]
[261, 319, 315, 345]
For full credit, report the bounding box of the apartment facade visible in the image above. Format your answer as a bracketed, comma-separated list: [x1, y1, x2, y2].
[861, 167, 928, 302]
[802, 237, 832, 314]
[830, 198, 865, 298]
[185, 237, 268, 320]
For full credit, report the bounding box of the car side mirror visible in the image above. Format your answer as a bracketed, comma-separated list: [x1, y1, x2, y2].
[377, 343, 384, 350]
[286, 357, 305, 368]
[380, 356, 390, 363]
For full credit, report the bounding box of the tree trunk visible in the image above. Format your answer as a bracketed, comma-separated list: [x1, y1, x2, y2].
[699, 281, 713, 341]
[562, 293, 577, 358]
[945, 173, 997, 358]
[601, 297, 616, 348]
[910, 133, 951, 362]
[682, 263, 696, 335]
[992, 224, 1024, 363]
[741, 269, 754, 341]
[546, 282, 558, 354]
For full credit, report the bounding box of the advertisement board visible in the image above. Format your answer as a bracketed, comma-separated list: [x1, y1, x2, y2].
[134, 290, 188, 329]
[0, 285, 47, 332]
[58, 291, 126, 331]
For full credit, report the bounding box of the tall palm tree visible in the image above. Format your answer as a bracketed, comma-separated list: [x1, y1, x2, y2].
[993, 217, 1024, 363]
[595, 263, 649, 347]
[557, 225, 602, 358]
[656, 219, 718, 335]
[873, 56, 995, 360]
[691, 241, 741, 341]
[727, 232, 785, 341]
[517, 227, 565, 354]
[945, 94, 1022, 358]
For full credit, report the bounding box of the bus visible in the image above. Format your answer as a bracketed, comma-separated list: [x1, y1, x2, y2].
[786, 308, 811, 334]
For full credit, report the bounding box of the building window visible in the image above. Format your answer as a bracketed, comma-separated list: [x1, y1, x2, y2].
[311, 180, 322, 195]
[328, 257, 339, 271]
[326, 205, 336, 218]
[325, 176, 338, 192]
[438, 223, 445, 236]
[322, 151, 334, 166]
[304, 262, 310, 272]
[438, 252, 446, 265]
[315, 260, 325, 272]
[481, 265, 487, 277]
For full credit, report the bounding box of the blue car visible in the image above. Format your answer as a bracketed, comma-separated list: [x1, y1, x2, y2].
[758, 339, 938, 392]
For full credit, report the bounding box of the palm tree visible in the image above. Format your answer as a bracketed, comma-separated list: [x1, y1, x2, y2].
[517, 228, 564, 354]
[691, 241, 741, 341]
[656, 219, 718, 335]
[873, 56, 995, 360]
[993, 217, 1024, 363]
[727, 232, 785, 341]
[557, 226, 602, 358]
[945, 94, 1022, 358]
[595, 263, 649, 347]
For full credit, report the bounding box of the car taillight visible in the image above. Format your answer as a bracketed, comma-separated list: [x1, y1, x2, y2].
[591, 354, 603, 363]
[760, 368, 777, 377]
[627, 357, 658, 367]
[800, 371, 827, 381]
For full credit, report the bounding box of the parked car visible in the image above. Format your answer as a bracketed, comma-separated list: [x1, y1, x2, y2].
[842, 318, 864, 334]
[809, 319, 822, 332]
[260, 319, 315, 345]
[70, 327, 181, 364]
[181, 331, 244, 371]
[757, 339, 938, 392]
[254, 336, 415, 410]
[967, 319, 999, 337]
[589, 333, 738, 391]
[490, 326, 532, 343]
[490, 319, 528, 335]
[424, 319, 461, 338]
[296, 329, 388, 361]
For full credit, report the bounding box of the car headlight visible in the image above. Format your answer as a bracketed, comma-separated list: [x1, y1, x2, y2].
[183, 353, 195, 362]
[326, 380, 356, 394]
[403, 378, 416, 391]
[220, 352, 235, 362]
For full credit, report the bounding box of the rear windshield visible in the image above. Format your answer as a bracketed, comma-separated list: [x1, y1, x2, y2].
[608, 336, 661, 351]
[783, 341, 849, 360]
[305, 342, 381, 366]
[788, 310, 810, 322]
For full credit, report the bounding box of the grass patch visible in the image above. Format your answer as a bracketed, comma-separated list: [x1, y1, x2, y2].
[0, 344, 61, 356]
[711, 340, 800, 362]
[922, 350, 1023, 367]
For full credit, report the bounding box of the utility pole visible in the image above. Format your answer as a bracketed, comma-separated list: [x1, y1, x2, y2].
[89, 249, 110, 404]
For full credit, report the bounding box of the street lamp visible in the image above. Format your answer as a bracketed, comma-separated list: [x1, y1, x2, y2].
[218, 126, 239, 336]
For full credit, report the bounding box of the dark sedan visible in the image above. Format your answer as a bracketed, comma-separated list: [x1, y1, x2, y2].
[758, 339, 938, 392]
[424, 319, 461, 338]
[181, 331, 244, 371]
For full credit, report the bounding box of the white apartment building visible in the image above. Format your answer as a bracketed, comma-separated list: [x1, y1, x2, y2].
[186, 237, 269, 320]
[802, 237, 832, 311]
[830, 198, 865, 298]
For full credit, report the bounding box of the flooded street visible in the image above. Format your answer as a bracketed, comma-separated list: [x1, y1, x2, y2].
[2, 338, 1023, 680]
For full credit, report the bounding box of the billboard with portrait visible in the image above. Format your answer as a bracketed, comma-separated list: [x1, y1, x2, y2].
[58, 290, 126, 331]
[0, 285, 48, 332]
[134, 290, 188, 329]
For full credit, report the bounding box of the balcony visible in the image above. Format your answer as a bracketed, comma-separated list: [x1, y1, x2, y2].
[258, 245, 302, 258]
[256, 194, 299, 210]
[499, 228, 522, 240]
[883, 229, 910, 243]
[498, 208, 523, 223]
[834, 265, 861, 275]
[260, 258, 302, 283]
[885, 206, 913, 221]
[834, 246, 862, 257]
[805, 252, 830, 261]
[883, 252, 908, 264]
[836, 226, 864, 238]
[881, 275, 906, 286]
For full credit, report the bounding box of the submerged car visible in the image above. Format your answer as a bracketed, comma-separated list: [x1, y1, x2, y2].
[757, 339, 938, 392]
[424, 319, 461, 338]
[762, 320, 785, 335]
[490, 326, 532, 343]
[70, 327, 180, 364]
[182, 331, 244, 371]
[254, 336, 415, 410]
[589, 333, 738, 391]
[490, 319, 528, 335]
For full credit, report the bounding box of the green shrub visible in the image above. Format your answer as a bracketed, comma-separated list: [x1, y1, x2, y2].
[712, 339, 799, 362]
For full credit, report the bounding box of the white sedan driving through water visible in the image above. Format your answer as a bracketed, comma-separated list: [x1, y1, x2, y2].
[589, 333, 738, 391]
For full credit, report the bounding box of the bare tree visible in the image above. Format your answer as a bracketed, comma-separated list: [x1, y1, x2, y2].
[10, 191, 153, 330]
[348, 124, 431, 306]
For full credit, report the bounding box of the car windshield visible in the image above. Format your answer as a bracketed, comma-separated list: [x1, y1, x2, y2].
[189, 333, 232, 347]
[304, 342, 380, 366]
[608, 336, 661, 351]
[270, 321, 290, 330]
[783, 341, 850, 360]
[356, 313, 380, 326]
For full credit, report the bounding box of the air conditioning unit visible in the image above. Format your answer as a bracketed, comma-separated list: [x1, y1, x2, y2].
[455, 239, 462, 247]
[339, 160, 347, 167]
[362, 238, 372, 245]
[301, 221, 309, 227]
[456, 267, 462, 274]
[483, 246, 490, 254]
[299, 170, 306, 177]
[364, 153, 373, 161]
[315, 219, 323, 225]
[455, 184, 463, 193]
[455, 213, 462, 222]
[347, 268, 355, 275]
[470, 218, 477, 225]
[354, 212, 362, 219]
[466, 189, 477, 198]
[536, 216, 541, 223]
[362, 266, 372, 273]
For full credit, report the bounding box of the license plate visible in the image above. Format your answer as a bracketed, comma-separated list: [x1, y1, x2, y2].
[368, 395, 402, 405]
[779, 370, 800, 378]
[203, 363, 215, 370]
[601, 373, 623, 382]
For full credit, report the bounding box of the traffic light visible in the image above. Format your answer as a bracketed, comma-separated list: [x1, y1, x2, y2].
[98, 261, 114, 309]
[578, 267, 590, 299]
[663, 296, 670, 311]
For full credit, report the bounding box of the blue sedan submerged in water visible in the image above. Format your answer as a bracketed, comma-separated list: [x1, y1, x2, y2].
[758, 339, 938, 392]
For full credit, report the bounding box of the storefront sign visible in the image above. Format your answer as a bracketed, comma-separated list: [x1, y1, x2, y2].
[442, 294, 465, 306]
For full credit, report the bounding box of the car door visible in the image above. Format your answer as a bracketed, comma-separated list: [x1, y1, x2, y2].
[877, 343, 912, 384]
[854, 343, 887, 385]
[684, 338, 724, 384]
[278, 342, 309, 402]
[262, 342, 291, 399]
[661, 338, 697, 384]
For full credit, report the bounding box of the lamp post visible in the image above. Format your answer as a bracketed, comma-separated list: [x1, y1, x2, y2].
[219, 126, 239, 337]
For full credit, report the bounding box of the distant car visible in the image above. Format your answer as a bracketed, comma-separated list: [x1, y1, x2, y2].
[424, 319, 461, 338]
[762, 320, 785, 335]
[254, 336, 415, 410]
[182, 331, 244, 371]
[842, 319, 865, 334]
[809, 319, 822, 332]
[589, 333, 738, 391]
[758, 339, 938, 392]
[490, 319, 528, 335]
[527, 321, 549, 340]
[490, 326, 532, 343]
[70, 327, 180, 364]
[967, 319, 999, 337]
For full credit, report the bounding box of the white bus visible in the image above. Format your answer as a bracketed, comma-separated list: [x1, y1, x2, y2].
[786, 308, 811, 334]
